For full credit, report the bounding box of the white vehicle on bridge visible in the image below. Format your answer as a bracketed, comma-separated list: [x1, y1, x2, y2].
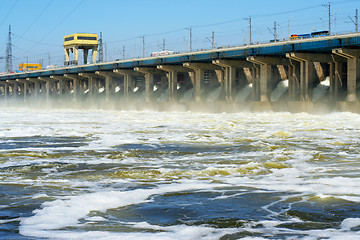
[151, 50, 174, 57]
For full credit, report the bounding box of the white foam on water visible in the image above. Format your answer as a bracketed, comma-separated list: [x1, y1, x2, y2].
[219, 142, 360, 201]
[32, 193, 50, 199]
[0, 218, 21, 224]
[2, 109, 360, 239]
[20, 223, 238, 240]
[19, 181, 226, 239]
[243, 219, 360, 240]
[341, 218, 360, 230]
[127, 222, 238, 240]
[84, 216, 108, 222]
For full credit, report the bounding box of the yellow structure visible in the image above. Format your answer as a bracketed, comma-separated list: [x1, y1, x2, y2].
[19, 63, 41, 71]
[64, 33, 98, 65]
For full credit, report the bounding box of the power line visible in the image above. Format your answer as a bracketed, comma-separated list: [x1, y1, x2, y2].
[189, 4, 322, 30]
[33, 2, 352, 51]
[0, 0, 20, 55]
[106, 28, 185, 44]
[104, 4, 327, 47]
[16, 0, 54, 41]
[0, 0, 20, 28]
[26, 0, 85, 52]
[12, 33, 61, 47]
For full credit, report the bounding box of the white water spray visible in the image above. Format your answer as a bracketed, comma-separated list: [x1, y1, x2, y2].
[312, 77, 330, 102]
[271, 80, 288, 102]
[206, 87, 221, 102]
[235, 84, 252, 102]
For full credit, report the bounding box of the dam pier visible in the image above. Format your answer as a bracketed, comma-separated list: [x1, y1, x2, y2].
[1, 32, 360, 113]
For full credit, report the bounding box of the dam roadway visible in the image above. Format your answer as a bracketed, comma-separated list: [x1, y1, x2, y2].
[1, 32, 360, 113]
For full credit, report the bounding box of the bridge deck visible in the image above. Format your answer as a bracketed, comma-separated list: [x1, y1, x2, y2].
[1, 32, 360, 81]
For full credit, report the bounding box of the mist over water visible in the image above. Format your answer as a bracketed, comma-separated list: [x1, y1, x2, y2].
[1, 107, 360, 239]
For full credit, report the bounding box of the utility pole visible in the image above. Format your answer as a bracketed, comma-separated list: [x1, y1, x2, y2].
[329, 4, 331, 34]
[105, 42, 107, 62]
[244, 17, 252, 44]
[274, 21, 277, 41]
[349, 9, 358, 32]
[212, 31, 215, 49]
[183, 27, 192, 51]
[123, 45, 125, 60]
[189, 27, 192, 52]
[322, 3, 331, 34]
[142, 35, 145, 57]
[98, 32, 103, 62]
[5, 25, 13, 73]
[267, 21, 278, 42]
[288, 16, 293, 37]
[162, 39, 166, 51]
[357, 9, 359, 32]
[249, 17, 252, 44]
[206, 32, 216, 49]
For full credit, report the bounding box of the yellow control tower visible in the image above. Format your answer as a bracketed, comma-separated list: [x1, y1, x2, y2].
[64, 33, 98, 65]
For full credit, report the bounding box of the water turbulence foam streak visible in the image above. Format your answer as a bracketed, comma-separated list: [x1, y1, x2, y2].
[1, 108, 360, 239]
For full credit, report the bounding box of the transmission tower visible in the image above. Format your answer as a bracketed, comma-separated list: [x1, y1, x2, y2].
[5, 25, 13, 73]
[98, 32, 104, 63]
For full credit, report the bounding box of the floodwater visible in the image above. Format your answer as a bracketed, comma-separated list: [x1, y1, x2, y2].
[1, 107, 360, 239]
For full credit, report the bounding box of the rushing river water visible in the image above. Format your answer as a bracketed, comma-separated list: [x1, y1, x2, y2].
[1, 107, 360, 240]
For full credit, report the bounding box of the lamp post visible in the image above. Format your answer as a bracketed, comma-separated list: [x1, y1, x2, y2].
[288, 16, 293, 37]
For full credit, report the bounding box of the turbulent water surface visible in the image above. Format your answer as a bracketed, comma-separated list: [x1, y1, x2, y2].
[1, 107, 360, 240]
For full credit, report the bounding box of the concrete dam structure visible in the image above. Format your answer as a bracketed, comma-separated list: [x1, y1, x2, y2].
[1, 32, 360, 113]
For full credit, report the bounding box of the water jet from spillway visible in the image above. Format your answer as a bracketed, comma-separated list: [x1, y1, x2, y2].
[271, 80, 288, 102]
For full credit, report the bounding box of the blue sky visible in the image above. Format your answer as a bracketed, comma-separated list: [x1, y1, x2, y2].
[0, 0, 359, 72]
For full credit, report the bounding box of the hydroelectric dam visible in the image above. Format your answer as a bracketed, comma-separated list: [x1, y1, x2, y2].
[1, 32, 360, 113]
